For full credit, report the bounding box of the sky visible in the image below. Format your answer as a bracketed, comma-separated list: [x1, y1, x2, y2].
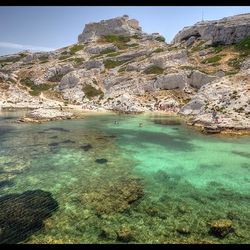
[0, 6, 250, 56]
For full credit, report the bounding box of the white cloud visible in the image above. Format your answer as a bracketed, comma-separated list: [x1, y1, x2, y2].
[0, 41, 55, 52]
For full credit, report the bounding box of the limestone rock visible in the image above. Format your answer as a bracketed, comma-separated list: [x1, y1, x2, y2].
[85, 44, 117, 54]
[188, 70, 217, 89]
[59, 69, 100, 90]
[78, 15, 142, 43]
[173, 13, 250, 45]
[19, 108, 75, 123]
[154, 72, 188, 90]
[44, 64, 74, 81]
[83, 60, 104, 70]
[151, 50, 190, 68]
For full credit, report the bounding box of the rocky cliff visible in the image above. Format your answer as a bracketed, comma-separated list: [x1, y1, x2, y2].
[78, 15, 143, 43]
[172, 13, 250, 46]
[0, 14, 250, 132]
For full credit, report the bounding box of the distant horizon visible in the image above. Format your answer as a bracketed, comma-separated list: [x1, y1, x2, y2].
[0, 6, 250, 56]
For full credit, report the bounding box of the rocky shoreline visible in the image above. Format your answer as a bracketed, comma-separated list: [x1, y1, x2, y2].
[1, 13, 250, 135]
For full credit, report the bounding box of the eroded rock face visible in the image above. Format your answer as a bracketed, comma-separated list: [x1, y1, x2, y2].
[188, 70, 217, 89]
[58, 69, 100, 90]
[172, 13, 250, 45]
[151, 50, 190, 69]
[44, 64, 74, 82]
[155, 72, 188, 90]
[0, 189, 58, 244]
[78, 15, 142, 42]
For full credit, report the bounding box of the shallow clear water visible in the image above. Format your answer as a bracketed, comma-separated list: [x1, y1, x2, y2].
[0, 111, 249, 243]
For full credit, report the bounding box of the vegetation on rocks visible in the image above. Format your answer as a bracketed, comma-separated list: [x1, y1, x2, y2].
[155, 36, 166, 42]
[104, 59, 129, 69]
[235, 35, 250, 55]
[82, 85, 103, 99]
[20, 77, 56, 96]
[201, 54, 224, 64]
[143, 65, 164, 75]
[69, 44, 85, 55]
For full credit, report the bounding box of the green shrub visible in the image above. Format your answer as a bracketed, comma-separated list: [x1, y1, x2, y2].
[143, 65, 164, 74]
[58, 55, 72, 60]
[20, 78, 34, 88]
[40, 60, 49, 64]
[155, 36, 166, 42]
[29, 90, 41, 96]
[100, 48, 116, 55]
[103, 35, 130, 43]
[69, 44, 84, 55]
[212, 45, 225, 54]
[104, 59, 128, 69]
[38, 55, 49, 61]
[153, 48, 164, 53]
[235, 35, 250, 55]
[107, 51, 123, 57]
[66, 57, 85, 65]
[118, 66, 126, 72]
[82, 85, 103, 99]
[201, 54, 224, 64]
[20, 77, 55, 96]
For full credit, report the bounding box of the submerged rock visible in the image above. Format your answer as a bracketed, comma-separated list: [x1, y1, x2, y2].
[116, 225, 135, 242]
[95, 158, 108, 164]
[209, 219, 234, 238]
[61, 139, 75, 144]
[82, 177, 144, 215]
[0, 189, 58, 244]
[176, 224, 191, 234]
[153, 118, 181, 126]
[80, 143, 92, 151]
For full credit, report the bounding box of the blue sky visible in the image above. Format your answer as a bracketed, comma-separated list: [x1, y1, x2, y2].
[0, 6, 250, 56]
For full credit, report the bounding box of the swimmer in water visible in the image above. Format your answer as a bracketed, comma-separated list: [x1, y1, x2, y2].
[139, 123, 143, 127]
[114, 121, 119, 124]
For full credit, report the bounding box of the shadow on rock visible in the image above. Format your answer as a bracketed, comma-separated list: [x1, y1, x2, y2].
[0, 189, 59, 244]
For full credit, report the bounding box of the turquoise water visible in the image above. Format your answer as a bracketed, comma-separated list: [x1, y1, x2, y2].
[0, 111, 249, 243]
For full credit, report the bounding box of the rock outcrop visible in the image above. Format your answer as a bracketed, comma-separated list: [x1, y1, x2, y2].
[78, 15, 142, 43]
[172, 13, 250, 45]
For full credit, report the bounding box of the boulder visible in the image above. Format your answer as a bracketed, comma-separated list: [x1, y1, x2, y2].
[84, 60, 104, 70]
[209, 219, 233, 238]
[188, 70, 217, 89]
[154, 72, 188, 90]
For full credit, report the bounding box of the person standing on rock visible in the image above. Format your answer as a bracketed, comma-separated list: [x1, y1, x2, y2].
[212, 109, 218, 124]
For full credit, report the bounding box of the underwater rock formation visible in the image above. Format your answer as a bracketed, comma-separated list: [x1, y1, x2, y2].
[80, 143, 93, 151]
[95, 158, 108, 164]
[81, 177, 144, 215]
[209, 219, 234, 238]
[0, 189, 59, 244]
